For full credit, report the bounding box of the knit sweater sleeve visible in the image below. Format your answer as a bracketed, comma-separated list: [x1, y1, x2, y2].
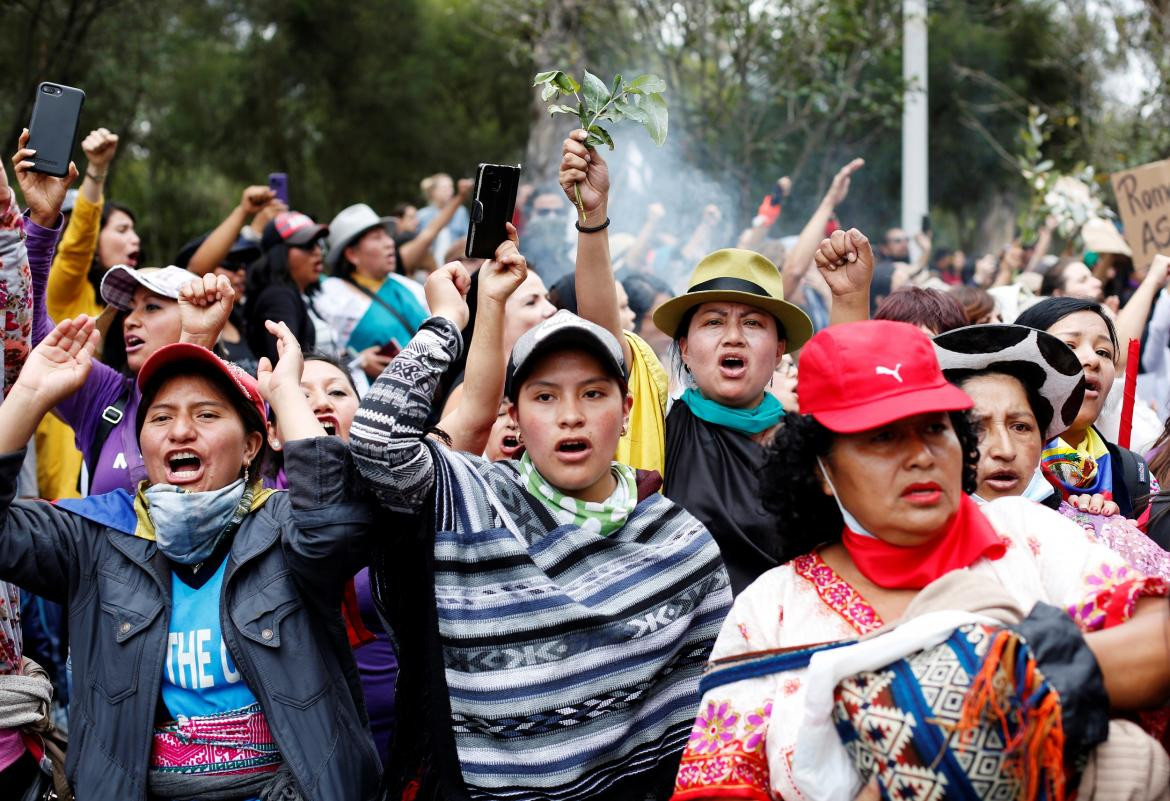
[349, 315, 463, 513]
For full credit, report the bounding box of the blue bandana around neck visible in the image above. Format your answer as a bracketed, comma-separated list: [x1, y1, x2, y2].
[679, 388, 784, 435]
[144, 478, 250, 565]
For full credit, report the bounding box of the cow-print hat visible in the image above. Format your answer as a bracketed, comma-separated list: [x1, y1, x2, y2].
[933, 324, 1085, 441]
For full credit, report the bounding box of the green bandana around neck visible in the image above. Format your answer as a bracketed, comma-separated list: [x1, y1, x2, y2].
[679, 387, 784, 435]
[518, 451, 638, 537]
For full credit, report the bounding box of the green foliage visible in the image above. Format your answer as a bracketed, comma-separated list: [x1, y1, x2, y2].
[534, 66, 669, 220]
[533, 68, 669, 148]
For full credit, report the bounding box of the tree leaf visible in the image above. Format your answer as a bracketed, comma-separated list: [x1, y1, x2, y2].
[548, 104, 576, 116]
[615, 99, 649, 124]
[585, 124, 615, 150]
[611, 74, 624, 97]
[627, 74, 667, 94]
[640, 92, 669, 145]
[553, 72, 580, 94]
[577, 102, 589, 128]
[582, 69, 610, 111]
[540, 83, 559, 102]
[533, 70, 559, 86]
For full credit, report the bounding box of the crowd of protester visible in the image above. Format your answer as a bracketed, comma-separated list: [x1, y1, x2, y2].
[0, 109, 1169, 801]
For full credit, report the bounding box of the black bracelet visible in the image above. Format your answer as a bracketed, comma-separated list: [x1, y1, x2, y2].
[575, 217, 610, 234]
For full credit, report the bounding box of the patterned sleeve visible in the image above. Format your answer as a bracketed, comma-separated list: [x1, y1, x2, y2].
[349, 315, 463, 513]
[1004, 498, 1169, 631]
[0, 190, 30, 396]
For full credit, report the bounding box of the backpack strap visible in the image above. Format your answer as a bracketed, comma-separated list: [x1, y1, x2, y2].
[1110, 442, 1152, 517]
[85, 383, 133, 482]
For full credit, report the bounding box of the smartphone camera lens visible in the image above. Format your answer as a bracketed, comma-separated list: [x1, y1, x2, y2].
[41, 85, 52, 94]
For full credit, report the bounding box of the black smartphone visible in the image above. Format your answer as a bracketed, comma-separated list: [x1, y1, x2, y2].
[921, 214, 932, 235]
[26, 82, 86, 178]
[466, 163, 521, 259]
[268, 172, 289, 205]
[377, 339, 401, 359]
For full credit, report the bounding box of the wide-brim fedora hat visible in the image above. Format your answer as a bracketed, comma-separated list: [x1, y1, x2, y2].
[325, 203, 397, 270]
[652, 248, 814, 351]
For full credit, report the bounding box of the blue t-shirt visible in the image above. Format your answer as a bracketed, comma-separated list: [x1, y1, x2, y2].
[162, 558, 257, 719]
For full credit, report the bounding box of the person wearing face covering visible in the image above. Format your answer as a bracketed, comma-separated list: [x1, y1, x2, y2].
[934, 324, 1170, 581]
[0, 317, 380, 800]
[672, 319, 1170, 801]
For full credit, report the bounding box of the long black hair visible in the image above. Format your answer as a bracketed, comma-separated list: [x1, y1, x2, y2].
[760, 411, 981, 563]
[1014, 297, 1118, 355]
[89, 201, 138, 296]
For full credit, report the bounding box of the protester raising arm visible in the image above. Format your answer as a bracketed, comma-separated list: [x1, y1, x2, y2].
[813, 227, 877, 326]
[186, 185, 278, 276]
[47, 128, 117, 320]
[350, 264, 469, 512]
[1115, 254, 1170, 373]
[397, 178, 473, 272]
[782, 158, 864, 299]
[560, 128, 632, 369]
[436, 223, 527, 454]
[0, 160, 32, 393]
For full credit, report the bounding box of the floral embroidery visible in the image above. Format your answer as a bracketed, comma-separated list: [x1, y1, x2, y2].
[1026, 536, 1041, 556]
[689, 700, 739, 754]
[793, 553, 883, 635]
[1068, 570, 1168, 631]
[782, 678, 801, 697]
[674, 706, 773, 801]
[743, 701, 772, 753]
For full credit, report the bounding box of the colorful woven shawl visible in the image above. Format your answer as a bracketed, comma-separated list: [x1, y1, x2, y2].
[427, 445, 732, 800]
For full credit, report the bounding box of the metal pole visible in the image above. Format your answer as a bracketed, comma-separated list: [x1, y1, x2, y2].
[902, 0, 929, 254]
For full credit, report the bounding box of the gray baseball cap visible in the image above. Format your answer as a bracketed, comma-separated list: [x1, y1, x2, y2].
[506, 310, 628, 400]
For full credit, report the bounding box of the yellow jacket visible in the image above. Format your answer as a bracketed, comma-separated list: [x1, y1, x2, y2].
[615, 331, 669, 479]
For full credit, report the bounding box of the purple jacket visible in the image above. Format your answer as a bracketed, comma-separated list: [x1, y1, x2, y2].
[26, 215, 143, 495]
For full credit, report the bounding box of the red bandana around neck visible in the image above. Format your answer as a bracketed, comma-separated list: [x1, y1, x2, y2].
[841, 494, 1006, 590]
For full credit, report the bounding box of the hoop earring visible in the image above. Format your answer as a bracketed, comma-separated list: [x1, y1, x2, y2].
[683, 364, 691, 374]
[769, 375, 774, 388]
[517, 432, 525, 445]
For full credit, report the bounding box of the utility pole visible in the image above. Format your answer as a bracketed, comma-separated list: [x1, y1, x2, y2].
[902, 0, 929, 253]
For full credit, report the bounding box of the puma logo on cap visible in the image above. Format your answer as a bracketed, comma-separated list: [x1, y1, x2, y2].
[875, 364, 903, 383]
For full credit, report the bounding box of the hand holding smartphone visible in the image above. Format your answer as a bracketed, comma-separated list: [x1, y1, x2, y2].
[466, 164, 521, 259]
[26, 82, 85, 178]
[268, 172, 290, 205]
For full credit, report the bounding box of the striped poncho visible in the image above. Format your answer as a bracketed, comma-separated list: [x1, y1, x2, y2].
[351, 316, 732, 801]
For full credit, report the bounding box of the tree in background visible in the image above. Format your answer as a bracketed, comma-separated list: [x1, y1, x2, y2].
[1, 0, 1165, 264]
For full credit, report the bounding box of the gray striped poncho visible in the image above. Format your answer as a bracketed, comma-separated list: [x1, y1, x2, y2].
[351, 316, 732, 800]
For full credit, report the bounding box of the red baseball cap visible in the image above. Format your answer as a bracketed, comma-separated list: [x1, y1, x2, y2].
[798, 320, 972, 433]
[138, 343, 266, 425]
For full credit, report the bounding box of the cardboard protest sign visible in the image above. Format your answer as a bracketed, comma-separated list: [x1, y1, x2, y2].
[1111, 159, 1170, 271]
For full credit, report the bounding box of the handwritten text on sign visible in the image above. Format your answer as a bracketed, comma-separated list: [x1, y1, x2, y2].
[1111, 159, 1170, 271]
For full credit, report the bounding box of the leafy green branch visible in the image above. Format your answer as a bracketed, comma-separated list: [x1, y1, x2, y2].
[533, 68, 669, 222]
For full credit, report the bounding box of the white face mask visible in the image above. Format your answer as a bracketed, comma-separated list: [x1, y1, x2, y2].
[972, 466, 1054, 506]
[816, 456, 876, 538]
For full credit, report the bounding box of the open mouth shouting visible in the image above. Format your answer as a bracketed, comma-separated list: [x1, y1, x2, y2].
[1083, 375, 1102, 400]
[719, 353, 748, 380]
[316, 415, 340, 437]
[165, 449, 204, 485]
[554, 437, 593, 464]
[983, 469, 1022, 494]
[125, 334, 146, 355]
[499, 434, 524, 459]
[125, 250, 140, 268]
